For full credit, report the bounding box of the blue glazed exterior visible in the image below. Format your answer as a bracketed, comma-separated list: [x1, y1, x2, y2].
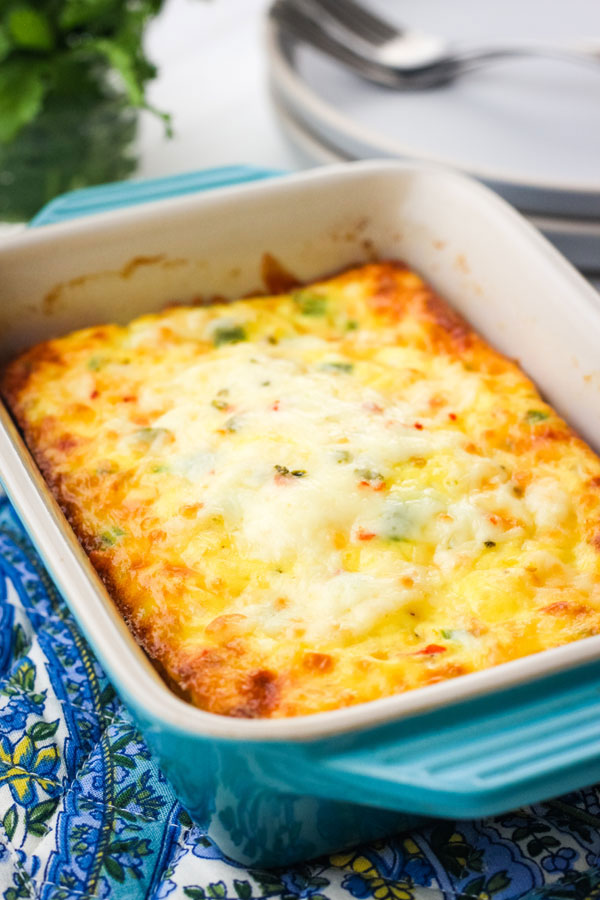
[127, 696, 420, 867]
[29, 165, 283, 225]
[111, 655, 600, 866]
[21, 166, 600, 867]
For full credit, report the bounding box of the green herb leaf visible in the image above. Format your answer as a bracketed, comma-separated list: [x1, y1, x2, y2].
[440, 629, 453, 639]
[213, 324, 247, 346]
[381, 501, 412, 542]
[87, 355, 105, 371]
[274, 465, 306, 478]
[525, 409, 549, 424]
[58, 0, 124, 32]
[345, 319, 359, 331]
[0, 25, 11, 63]
[96, 462, 118, 476]
[7, 6, 54, 51]
[89, 38, 144, 106]
[355, 468, 384, 484]
[224, 416, 240, 433]
[99, 525, 126, 547]
[0, 1, 175, 151]
[320, 361, 354, 374]
[0, 59, 47, 143]
[134, 426, 170, 444]
[334, 449, 353, 464]
[293, 290, 327, 316]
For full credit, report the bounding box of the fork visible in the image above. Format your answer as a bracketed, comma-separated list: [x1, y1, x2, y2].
[270, 0, 600, 89]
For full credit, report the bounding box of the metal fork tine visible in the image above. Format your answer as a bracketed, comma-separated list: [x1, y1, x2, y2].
[270, 0, 600, 90]
[270, 0, 376, 71]
[308, 0, 400, 45]
[270, 0, 411, 87]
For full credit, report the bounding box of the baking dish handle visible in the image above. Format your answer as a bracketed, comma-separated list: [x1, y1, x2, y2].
[29, 165, 283, 226]
[315, 659, 600, 818]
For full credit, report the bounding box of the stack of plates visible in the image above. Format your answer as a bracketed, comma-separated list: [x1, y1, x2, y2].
[266, 1, 600, 277]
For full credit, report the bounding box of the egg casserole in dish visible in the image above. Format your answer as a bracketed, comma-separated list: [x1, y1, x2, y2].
[4, 261, 600, 719]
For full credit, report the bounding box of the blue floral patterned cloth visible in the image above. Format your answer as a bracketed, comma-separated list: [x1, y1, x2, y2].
[1, 493, 600, 900]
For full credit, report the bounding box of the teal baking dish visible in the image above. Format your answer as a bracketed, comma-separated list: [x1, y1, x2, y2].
[2, 162, 600, 867]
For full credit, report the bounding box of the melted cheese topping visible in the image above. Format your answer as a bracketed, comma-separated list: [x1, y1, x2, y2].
[5, 262, 600, 717]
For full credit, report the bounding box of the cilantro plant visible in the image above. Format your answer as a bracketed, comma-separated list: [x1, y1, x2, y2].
[0, 0, 179, 219]
[0, 0, 172, 143]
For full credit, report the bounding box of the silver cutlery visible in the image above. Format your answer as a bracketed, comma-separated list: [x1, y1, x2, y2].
[270, 0, 600, 89]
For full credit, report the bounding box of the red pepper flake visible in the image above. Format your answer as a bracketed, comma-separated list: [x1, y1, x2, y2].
[358, 480, 386, 492]
[356, 467, 387, 491]
[90, 390, 99, 400]
[415, 644, 447, 656]
[357, 528, 376, 541]
[448, 412, 457, 421]
[272, 400, 280, 411]
[363, 401, 383, 414]
[414, 422, 423, 430]
[122, 395, 136, 403]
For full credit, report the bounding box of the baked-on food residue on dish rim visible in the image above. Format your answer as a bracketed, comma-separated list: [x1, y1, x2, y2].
[4, 261, 600, 718]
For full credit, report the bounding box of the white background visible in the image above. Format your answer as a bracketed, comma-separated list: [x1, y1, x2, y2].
[138, 0, 301, 177]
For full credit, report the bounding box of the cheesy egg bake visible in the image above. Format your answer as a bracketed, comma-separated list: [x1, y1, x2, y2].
[4, 261, 600, 718]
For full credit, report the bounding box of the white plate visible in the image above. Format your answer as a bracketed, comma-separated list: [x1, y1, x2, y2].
[273, 92, 600, 274]
[266, 1, 600, 218]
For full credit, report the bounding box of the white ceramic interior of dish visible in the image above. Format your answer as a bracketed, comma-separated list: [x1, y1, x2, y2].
[1, 160, 600, 741]
[272, 97, 600, 273]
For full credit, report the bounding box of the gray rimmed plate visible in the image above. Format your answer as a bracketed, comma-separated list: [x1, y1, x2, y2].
[266, 0, 600, 219]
